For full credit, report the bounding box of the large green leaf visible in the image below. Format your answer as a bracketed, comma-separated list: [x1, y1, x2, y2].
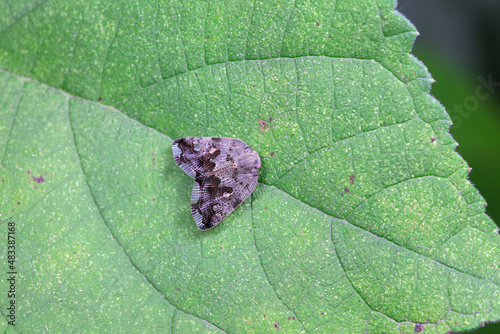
[1, 0, 499, 333]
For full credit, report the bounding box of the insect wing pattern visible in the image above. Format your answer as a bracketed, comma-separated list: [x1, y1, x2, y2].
[172, 137, 261, 230]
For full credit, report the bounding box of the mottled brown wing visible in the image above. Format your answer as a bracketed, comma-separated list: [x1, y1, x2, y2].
[172, 137, 260, 230]
[172, 137, 250, 178]
[190, 169, 258, 230]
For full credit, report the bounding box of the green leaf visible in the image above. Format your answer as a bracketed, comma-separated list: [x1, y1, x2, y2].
[1, 0, 499, 333]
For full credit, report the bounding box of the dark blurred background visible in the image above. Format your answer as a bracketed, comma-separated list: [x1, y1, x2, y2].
[397, 1, 500, 333]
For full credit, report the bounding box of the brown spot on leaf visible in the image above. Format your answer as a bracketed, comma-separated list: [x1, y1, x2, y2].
[414, 323, 423, 332]
[270, 152, 275, 157]
[258, 118, 268, 133]
[350, 174, 355, 184]
[33, 175, 45, 183]
[430, 137, 437, 143]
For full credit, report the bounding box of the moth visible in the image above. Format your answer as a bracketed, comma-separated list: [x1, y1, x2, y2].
[172, 137, 261, 230]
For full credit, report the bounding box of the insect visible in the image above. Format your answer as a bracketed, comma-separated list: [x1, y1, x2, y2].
[172, 137, 261, 230]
